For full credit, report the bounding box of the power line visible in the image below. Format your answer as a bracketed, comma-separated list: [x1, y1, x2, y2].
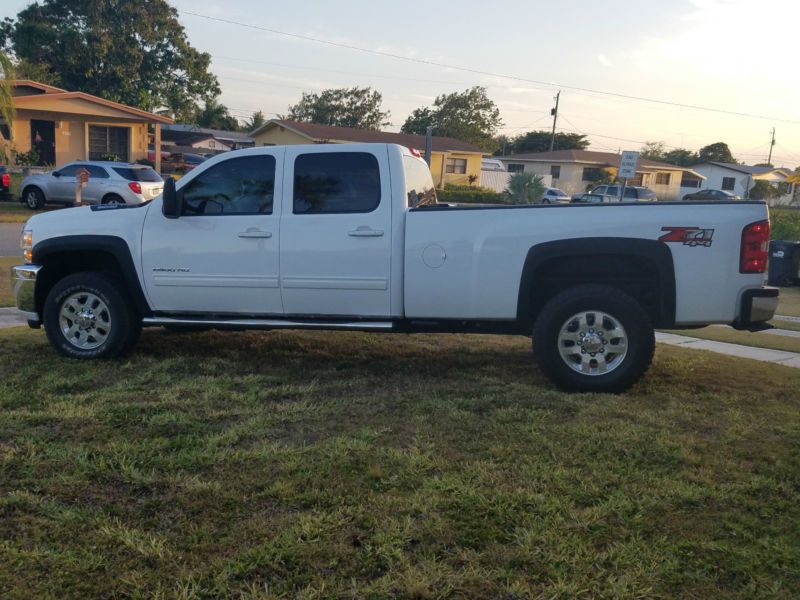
[183, 10, 800, 126]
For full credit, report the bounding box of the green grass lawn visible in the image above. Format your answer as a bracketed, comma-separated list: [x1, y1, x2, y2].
[0, 256, 17, 306]
[777, 287, 800, 318]
[1, 327, 799, 598]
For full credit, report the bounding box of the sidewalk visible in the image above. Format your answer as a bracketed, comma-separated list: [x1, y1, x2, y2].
[656, 332, 800, 368]
[0, 307, 27, 329]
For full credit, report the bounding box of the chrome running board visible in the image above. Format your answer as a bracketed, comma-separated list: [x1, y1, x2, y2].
[142, 316, 395, 331]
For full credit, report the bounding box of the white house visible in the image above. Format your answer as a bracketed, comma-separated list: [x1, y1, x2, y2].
[687, 162, 795, 205]
[497, 149, 704, 201]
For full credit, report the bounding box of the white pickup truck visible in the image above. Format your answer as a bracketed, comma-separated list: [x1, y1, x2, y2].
[11, 144, 778, 392]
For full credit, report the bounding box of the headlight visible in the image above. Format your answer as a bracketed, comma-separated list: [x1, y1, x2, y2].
[21, 230, 32, 263]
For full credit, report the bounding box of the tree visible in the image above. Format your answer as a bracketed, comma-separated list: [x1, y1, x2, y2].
[193, 99, 240, 131]
[287, 86, 390, 130]
[497, 130, 588, 156]
[697, 142, 736, 164]
[0, 52, 14, 144]
[244, 110, 267, 133]
[401, 86, 503, 153]
[662, 148, 698, 167]
[0, 0, 220, 117]
[507, 171, 546, 204]
[640, 141, 667, 161]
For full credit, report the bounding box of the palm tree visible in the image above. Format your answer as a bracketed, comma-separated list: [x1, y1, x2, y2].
[507, 171, 546, 204]
[0, 51, 14, 162]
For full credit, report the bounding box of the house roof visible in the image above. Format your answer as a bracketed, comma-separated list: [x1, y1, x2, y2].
[12, 80, 67, 95]
[12, 82, 173, 124]
[252, 119, 483, 153]
[162, 124, 253, 143]
[500, 149, 704, 177]
[698, 161, 786, 176]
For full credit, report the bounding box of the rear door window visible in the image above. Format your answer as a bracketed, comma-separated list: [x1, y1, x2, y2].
[293, 152, 380, 214]
[85, 165, 109, 179]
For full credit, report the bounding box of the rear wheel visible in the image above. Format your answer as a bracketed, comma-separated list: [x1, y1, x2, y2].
[533, 284, 655, 393]
[43, 272, 141, 359]
[23, 186, 45, 210]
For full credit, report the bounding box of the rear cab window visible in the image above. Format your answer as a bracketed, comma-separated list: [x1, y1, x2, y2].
[403, 155, 437, 208]
[293, 152, 380, 214]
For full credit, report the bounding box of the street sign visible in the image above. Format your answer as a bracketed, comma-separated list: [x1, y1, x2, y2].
[618, 151, 639, 179]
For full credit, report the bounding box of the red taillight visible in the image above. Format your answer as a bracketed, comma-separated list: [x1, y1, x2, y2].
[1, 173, 9, 188]
[128, 182, 142, 194]
[740, 219, 770, 274]
[408, 147, 422, 158]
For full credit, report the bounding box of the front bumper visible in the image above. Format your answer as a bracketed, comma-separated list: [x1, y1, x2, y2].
[734, 286, 779, 330]
[11, 264, 42, 324]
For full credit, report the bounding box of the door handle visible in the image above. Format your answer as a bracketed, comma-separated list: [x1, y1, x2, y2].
[238, 229, 272, 238]
[348, 226, 384, 237]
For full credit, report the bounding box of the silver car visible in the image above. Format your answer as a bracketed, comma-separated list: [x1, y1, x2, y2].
[20, 161, 164, 209]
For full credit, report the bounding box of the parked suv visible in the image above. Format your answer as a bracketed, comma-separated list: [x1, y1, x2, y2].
[19, 161, 163, 209]
[587, 185, 658, 202]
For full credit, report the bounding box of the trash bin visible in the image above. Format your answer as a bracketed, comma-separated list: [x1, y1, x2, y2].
[768, 240, 800, 286]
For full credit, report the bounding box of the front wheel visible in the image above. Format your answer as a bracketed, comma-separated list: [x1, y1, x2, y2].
[23, 187, 45, 210]
[43, 272, 141, 359]
[533, 284, 655, 393]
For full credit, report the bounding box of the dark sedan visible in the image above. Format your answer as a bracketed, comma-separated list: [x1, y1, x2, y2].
[0, 165, 10, 200]
[683, 189, 742, 201]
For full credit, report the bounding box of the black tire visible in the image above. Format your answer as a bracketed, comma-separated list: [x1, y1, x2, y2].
[102, 194, 125, 205]
[533, 284, 655, 393]
[43, 271, 141, 359]
[22, 186, 45, 210]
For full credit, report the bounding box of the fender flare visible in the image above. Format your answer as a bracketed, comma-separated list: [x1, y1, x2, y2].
[516, 237, 676, 327]
[31, 235, 152, 315]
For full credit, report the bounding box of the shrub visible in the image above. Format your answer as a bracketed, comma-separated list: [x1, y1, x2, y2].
[771, 209, 800, 240]
[438, 183, 509, 204]
[508, 171, 546, 204]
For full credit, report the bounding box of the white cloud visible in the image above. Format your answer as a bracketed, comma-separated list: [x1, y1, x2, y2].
[597, 54, 613, 68]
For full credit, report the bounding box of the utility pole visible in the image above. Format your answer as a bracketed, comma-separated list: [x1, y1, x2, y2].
[549, 91, 560, 152]
[767, 127, 775, 165]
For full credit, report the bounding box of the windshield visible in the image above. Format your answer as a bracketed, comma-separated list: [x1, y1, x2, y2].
[112, 167, 162, 182]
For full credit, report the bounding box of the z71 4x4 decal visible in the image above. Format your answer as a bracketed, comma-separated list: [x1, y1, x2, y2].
[658, 226, 714, 247]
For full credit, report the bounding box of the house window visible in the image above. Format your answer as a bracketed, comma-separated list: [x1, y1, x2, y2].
[721, 177, 736, 191]
[0, 119, 10, 140]
[209, 140, 216, 149]
[293, 152, 380, 214]
[550, 165, 561, 179]
[582, 167, 603, 182]
[507, 163, 524, 173]
[681, 175, 700, 188]
[445, 157, 468, 174]
[628, 174, 643, 186]
[655, 173, 671, 185]
[88, 125, 129, 161]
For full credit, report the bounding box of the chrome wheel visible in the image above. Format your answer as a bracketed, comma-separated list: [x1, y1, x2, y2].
[557, 310, 628, 376]
[58, 291, 112, 350]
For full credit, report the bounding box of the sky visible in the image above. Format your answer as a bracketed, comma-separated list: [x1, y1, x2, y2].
[5, 0, 800, 167]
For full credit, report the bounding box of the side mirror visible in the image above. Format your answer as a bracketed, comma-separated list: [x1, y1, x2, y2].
[52, 171, 61, 178]
[161, 177, 182, 218]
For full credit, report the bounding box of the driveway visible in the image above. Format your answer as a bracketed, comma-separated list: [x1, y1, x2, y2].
[0, 223, 23, 256]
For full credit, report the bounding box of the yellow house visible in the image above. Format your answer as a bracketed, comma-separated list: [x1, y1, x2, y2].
[1, 80, 173, 172]
[250, 119, 483, 187]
